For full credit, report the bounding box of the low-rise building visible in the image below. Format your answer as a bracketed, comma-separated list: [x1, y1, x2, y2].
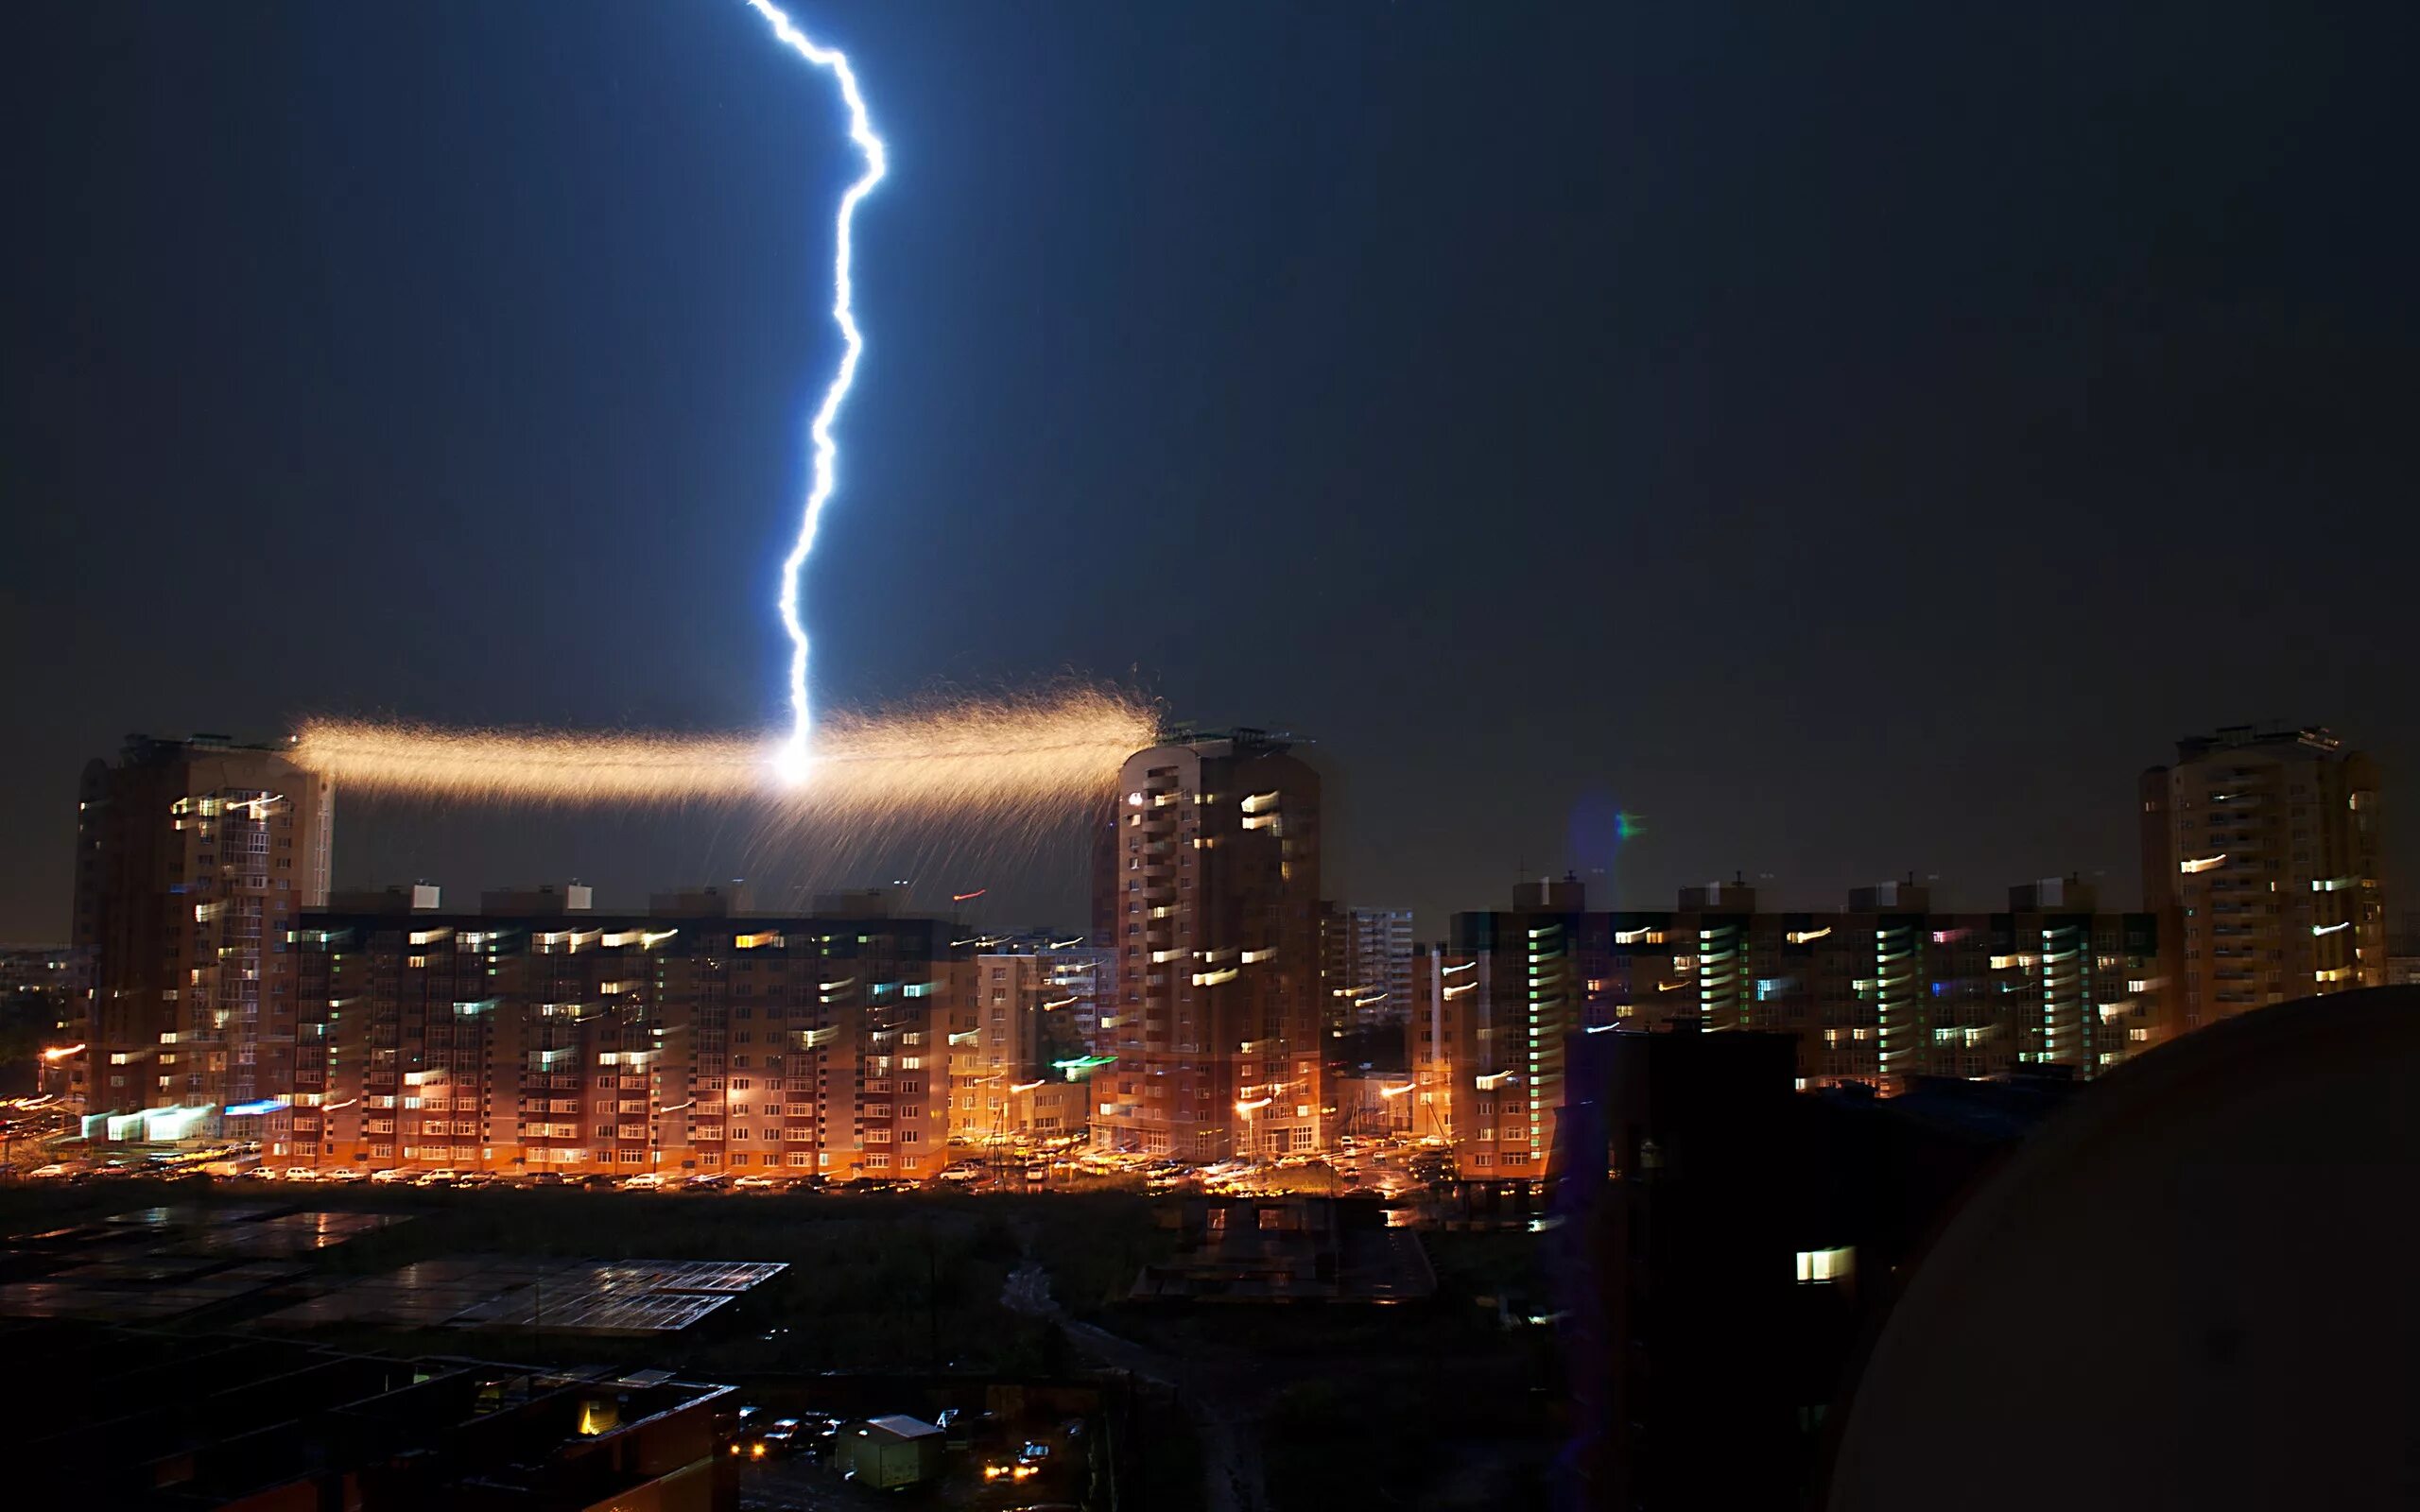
[3, 1320, 732, 1511]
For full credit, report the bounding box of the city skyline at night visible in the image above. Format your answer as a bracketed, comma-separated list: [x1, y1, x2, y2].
[7, 3, 2412, 941]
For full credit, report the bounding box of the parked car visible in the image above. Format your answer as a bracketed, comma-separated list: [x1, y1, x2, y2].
[732, 1174, 783, 1192]
[937, 1164, 981, 1184]
[369, 1167, 411, 1183]
[456, 1171, 500, 1188]
[620, 1171, 665, 1191]
[282, 1166, 320, 1181]
[414, 1168, 460, 1187]
[759, 1418, 809, 1457]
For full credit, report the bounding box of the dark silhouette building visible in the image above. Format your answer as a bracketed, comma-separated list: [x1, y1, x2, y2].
[1549, 1022, 2074, 1510]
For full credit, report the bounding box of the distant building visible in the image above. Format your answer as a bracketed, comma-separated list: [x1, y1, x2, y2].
[0, 945, 89, 1101]
[1412, 877, 2164, 1183]
[1319, 903, 1413, 1034]
[1093, 730, 1324, 1162]
[2141, 724, 2384, 1028]
[2389, 911, 2420, 987]
[293, 906, 970, 1179]
[951, 938, 1114, 1143]
[73, 734, 332, 1125]
[1329, 1071, 1414, 1140]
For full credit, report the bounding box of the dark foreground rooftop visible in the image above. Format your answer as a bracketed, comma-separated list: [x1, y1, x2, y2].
[0, 1318, 731, 1510]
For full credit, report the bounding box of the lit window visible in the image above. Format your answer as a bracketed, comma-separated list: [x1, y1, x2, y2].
[1795, 1246, 1854, 1283]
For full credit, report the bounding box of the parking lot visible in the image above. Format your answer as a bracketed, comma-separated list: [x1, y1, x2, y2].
[7, 1128, 1444, 1206]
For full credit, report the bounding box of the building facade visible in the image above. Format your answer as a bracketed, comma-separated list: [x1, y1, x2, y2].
[950, 940, 1114, 1143]
[2, 945, 90, 1102]
[72, 735, 333, 1125]
[291, 902, 969, 1178]
[1410, 877, 2167, 1182]
[1092, 731, 1324, 1161]
[2141, 724, 2385, 1029]
[1319, 903, 1415, 1034]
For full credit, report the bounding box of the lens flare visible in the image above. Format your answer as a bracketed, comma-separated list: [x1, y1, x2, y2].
[742, 0, 889, 773]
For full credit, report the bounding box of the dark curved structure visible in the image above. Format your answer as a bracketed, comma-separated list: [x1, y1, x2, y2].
[1828, 986, 2420, 1512]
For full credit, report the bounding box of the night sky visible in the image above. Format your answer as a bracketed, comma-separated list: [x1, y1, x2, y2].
[6, 2, 2412, 938]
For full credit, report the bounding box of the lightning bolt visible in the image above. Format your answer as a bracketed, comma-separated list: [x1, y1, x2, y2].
[744, 1, 888, 781]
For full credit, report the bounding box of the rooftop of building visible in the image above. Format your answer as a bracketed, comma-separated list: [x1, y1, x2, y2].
[1146, 724, 1298, 756]
[113, 731, 303, 763]
[2169, 721, 2343, 763]
[1824, 1071, 2081, 1145]
[0, 1318, 730, 1510]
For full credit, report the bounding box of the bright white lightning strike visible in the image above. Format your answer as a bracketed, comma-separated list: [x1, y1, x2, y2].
[744, 0, 888, 781]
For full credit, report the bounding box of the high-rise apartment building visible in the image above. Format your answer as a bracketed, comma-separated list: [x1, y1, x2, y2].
[292, 902, 968, 1178]
[1092, 731, 1323, 1161]
[73, 735, 332, 1126]
[1411, 877, 2167, 1182]
[1319, 903, 1414, 1034]
[2141, 724, 2385, 1028]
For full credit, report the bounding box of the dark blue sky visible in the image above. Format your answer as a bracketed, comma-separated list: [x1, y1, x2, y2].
[6, 2, 2412, 936]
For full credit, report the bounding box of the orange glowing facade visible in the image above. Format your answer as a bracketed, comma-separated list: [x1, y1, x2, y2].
[1092, 732, 1324, 1162]
[291, 904, 967, 1177]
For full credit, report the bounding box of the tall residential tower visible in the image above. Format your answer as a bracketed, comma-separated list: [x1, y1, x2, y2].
[1092, 731, 1323, 1161]
[2141, 725, 2384, 1029]
[73, 735, 332, 1127]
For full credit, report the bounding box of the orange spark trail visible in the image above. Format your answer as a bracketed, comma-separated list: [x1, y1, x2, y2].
[290, 689, 1158, 825]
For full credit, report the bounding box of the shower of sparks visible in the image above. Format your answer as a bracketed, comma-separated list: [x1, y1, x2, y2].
[276, 14, 1146, 880]
[743, 0, 889, 779]
[290, 689, 1158, 826]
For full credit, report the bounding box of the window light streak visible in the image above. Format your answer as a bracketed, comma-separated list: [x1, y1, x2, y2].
[743, 0, 890, 781]
[2180, 854, 2227, 874]
[2312, 920, 2351, 936]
